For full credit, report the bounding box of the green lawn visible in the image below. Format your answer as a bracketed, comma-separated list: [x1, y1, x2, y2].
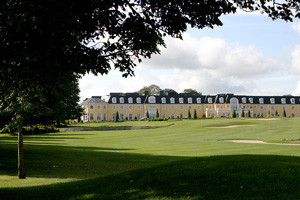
[1, 118, 300, 199]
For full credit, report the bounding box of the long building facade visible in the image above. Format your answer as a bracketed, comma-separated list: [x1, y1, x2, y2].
[81, 92, 300, 122]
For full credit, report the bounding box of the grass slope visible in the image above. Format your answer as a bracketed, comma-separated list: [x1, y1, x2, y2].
[1, 118, 300, 199]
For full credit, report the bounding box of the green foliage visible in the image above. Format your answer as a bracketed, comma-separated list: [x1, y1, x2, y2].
[156, 109, 159, 118]
[283, 110, 287, 117]
[276, 110, 279, 116]
[193, 109, 197, 119]
[241, 110, 245, 117]
[183, 89, 202, 95]
[232, 110, 236, 118]
[137, 84, 162, 95]
[188, 109, 191, 119]
[248, 110, 251, 118]
[115, 111, 119, 122]
[146, 110, 150, 119]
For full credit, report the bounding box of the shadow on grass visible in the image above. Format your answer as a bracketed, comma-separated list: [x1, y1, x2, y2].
[2, 155, 300, 199]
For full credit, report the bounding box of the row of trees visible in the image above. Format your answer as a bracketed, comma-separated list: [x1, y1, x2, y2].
[137, 84, 202, 95]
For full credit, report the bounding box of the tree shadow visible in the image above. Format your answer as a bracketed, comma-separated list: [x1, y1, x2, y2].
[2, 155, 300, 199]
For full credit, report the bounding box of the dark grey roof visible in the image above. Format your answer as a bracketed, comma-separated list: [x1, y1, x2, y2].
[81, 96, 107, 104]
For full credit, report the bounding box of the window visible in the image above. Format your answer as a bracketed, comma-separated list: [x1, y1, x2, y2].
[208, 97, 212, 103]
[90, 105, 94, 110]
[188, 98, 192, 103]
[270, 98, 275, 104]
[197, 98, 201, 103]
[271, 106, 275, 110]
[291, 98, 295, 104]
[97, 113, 101, 121]
[137, 113, 141, 119]
[162, 105, 166, 110]
[292, 106, 295, 110]
[97, 105, 101, 110]
[136, 97, 141, 103]
[128, 97, 133, 103]
[209, 106, 212, 109]
[283, 106, 286, 110]
[89, 113, 94, 121]
[129, 113, 133, 120]
[120, 97, 124, 103]
[180, 106, 183, 110]
[197, 106, 201, 110]
[112, 113, 116, 120]
[148, 96, 156, 103]
[171, 113, 175, 118]
[103, 105, 107, 110]
[292, 113, 296, 118]
[250, 106, 253, 109]
[113, 105, 116, 110]
[179, 113, 184, 118]
[259, 98, 264, 104]
[220, 105, 223, 110]
[249, 98, 253, 104]
[161, 97, 166, 103]
[149, 105, 155, 110]
[171, 105, 175, 110]
[112, 97, 117, 103]
[281, 98, 286, 104]
[219, 97, 224, 104]
[137, 105, 141, 110]
[162, 113, 166, 118]
[242, 97, 246, 104]
[179, 97, 184, 103]
[271, 113, 275, 117]
[120, 113, 124, 120]
[189, 106, 192, 110]
[120, 105, 124, 110]
[103, 113, 107, 120]
[260, 106, 263, 110]
[170, 97, 175, 103]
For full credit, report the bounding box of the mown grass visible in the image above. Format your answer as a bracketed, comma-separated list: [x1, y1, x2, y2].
[1, 118, 300, 199]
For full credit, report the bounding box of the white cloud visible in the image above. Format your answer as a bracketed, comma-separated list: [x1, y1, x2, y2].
[290, 45, 300, 74]
[292, 22, 300, 35]
[141, 34, 278, 79]
[293, 81, 300, 96]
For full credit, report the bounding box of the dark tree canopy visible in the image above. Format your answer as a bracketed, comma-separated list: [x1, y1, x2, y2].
[183, 89, 202, 95]
[137, 84, 162, 95]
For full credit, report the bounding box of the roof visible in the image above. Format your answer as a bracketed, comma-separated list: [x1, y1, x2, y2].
[81, 96, 107, 105]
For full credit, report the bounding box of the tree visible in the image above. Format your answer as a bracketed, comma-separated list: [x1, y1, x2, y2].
[248, 110, 251, 118]
[146, 110, 150, 119]
[283, 110, 287, 117]
[2, 0, 300, 180]
[138, 84, 162, 95]
[115, 111, 119, 122]
[188, 109, 192, 119]
[241, 110, 245, 117]
[183, 89, 202, 95]
[276, 110, 279, 116]
[193, 109, 198, 120]
[232, 110, 236, 118]
[156, 109, 159, 118]
[163, 88, 178, 95]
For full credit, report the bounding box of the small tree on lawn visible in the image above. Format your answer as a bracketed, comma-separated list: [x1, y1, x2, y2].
[275, 110, 279, 116]
[115, 111, 119, 122]
[146, 110, 149, 119]
[232, 110, 236, 118]
[283, 110, 287, 117]
[241, 110, 245, 117]
[156, 109, 159, 118]
[193, 109, 197, 120]
[248, 110, 251, 118]
[188, 109, 191, 119]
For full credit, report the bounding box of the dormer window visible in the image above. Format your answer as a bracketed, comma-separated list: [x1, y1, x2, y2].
[148, 96, 156, 103]
[188, 97, 192, 103]
[281, 98, 286, 104]
[120, 97, 124, 103]
[270, 98, 275, 104]
[259, 98, 264, 104]
[208, 97, 212, 104]
[161, 97, 166, 103]
[179, 97, 184, 103]
[291, 98, 295, 104]
[112, 97, 117, 103]
[249, 98, 253, 104]
[136, 97, 141, 103]
[197, 98, 201, 103]
[219, 97, 224, 104]
[128, 97, 133, 103]
[242, 97, 246, 104]
[170, 97, 175, 103]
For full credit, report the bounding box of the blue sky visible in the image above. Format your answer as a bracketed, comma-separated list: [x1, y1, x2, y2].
[79, 11, 300, 101]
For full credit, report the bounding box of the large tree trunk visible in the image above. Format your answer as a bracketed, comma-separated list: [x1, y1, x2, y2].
[18, 124, 25, 179]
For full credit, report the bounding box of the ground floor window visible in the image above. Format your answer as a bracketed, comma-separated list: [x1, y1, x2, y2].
[129, 113, 133, 120]
[171, 113, 175, 119]
[180, 113, 184, 118]
[137, 113, 141, 120]
[89, 113, 94, 121]
[253, 113, 257, 117]
[162, 113, 166, 118]
[103, 113, 107, 120]
[97, 113, 101, 121]
[120, 113, 124, 120]
[292, 113, 295, 117]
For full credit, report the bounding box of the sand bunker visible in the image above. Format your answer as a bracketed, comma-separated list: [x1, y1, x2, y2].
[206, 125, 257, 128]
[224, 140, 300, 146]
